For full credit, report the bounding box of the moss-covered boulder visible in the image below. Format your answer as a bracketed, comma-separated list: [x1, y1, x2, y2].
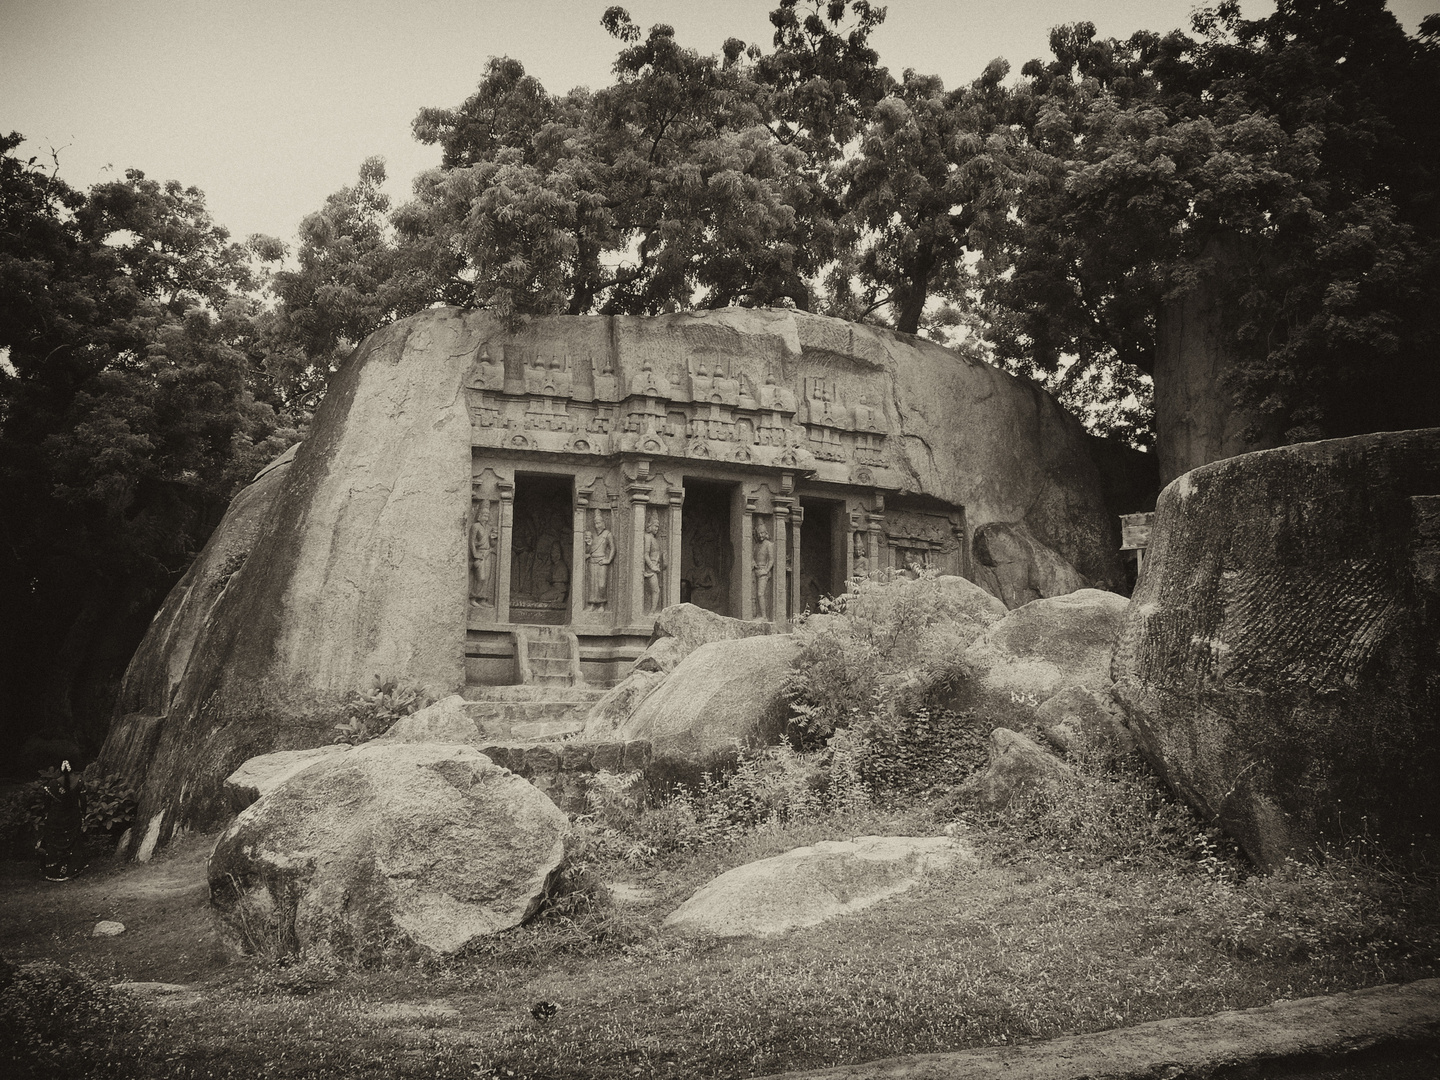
[1112, 430, 1440, 869]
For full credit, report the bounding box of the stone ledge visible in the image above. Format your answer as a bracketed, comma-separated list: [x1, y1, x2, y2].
[757, 978, 1440, 1080]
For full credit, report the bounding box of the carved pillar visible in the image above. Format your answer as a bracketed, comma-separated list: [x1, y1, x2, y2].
[770, 499, 793, 626]
[570, 488, 589, 626]
[496, 479, 516, 623]
[867, 493, 885, 576]
[788, 504, 804, 621]
[666, 488, 684, 609]
[628, 481, 652, 624]
[740, 494, 757, 621]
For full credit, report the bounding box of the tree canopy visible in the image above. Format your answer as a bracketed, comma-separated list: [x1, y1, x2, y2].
[0, 134, 297, 762]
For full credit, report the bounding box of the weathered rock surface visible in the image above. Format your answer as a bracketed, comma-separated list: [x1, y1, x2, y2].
[947, 589, 1129, 727]
[769, 978, 1440, 1080]
[100, 443, 299, 792]
[222, 745, 349, 813]
[1036, 686, 1137, 761]
[208, 741, 567, 957]
[1113, 430, 1440, 869]
[378, 695, 481, 745]
[585, 604, 773, 737]
[614, 635, 802, 777]
[101, 307, 1122, 857]
[663, 836, 968, 937]
[971, 521, 1089, 610]
[957, 728, 1074, 810]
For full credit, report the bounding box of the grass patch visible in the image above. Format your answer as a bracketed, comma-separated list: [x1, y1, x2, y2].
[6, 715, 1437, 1078]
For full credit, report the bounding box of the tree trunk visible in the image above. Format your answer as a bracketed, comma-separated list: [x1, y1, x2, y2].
[1152, 235, 1282, 485]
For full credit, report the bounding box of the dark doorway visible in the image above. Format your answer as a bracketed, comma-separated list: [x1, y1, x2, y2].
[681, 480, 734, 616]
[799, 499, 844, 614]
[510, 473, 572, 624]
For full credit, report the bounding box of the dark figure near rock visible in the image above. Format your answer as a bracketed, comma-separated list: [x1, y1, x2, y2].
[39, 761, 87, 881]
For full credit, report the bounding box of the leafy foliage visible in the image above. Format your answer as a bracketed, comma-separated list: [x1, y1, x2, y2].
[987, 2, 1440, 446]
[784, 572, 986, 746]
[332, 677, 431, 745]
[0, 769, 137, 857]
[0, 133, 298, 760]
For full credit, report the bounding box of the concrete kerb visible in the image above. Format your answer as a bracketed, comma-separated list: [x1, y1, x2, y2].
[758, 978, 1440, 1079]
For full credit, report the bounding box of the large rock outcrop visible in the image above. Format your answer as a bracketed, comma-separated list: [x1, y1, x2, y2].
[1113, 430, 1440, 869]
[946, 588, 1129, 729]
[99, 307, 1122, 856]
[614, 635, 802, 779]
[208, 741, 567, 957]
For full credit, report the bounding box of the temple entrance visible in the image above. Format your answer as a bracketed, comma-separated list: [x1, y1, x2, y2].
[680, 480, 734, 616]
[799, 498, 844, 614]
[509, 473, 572, 624]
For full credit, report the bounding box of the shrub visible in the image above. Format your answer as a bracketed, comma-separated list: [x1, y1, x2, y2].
[785, 571, 984, 747]
[0, 770, 137, 859]
[844, 707, 991, 794]
[334, 676, 431, 744]
[966, 752, 1209, 871]
[82, 772, 138, 842]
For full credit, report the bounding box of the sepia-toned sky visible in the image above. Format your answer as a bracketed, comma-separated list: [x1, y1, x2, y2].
[3, 0, 1437, 247]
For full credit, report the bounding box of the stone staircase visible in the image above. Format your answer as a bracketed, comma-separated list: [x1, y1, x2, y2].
[516, 625, 582, 688]
[458, 624, 646, 813]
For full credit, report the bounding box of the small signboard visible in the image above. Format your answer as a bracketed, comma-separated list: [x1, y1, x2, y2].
[1120, 512, 1155, 552]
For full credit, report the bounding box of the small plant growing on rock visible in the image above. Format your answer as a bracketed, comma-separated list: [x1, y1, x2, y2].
[334, 676, 430, 744]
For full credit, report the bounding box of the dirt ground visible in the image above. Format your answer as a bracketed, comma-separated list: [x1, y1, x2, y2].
[0, 830, 228, 984]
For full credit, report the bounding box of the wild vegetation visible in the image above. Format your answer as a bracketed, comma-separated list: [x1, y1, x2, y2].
[4, 573, 1436, 1077]
[4, 740, 1434, 1079]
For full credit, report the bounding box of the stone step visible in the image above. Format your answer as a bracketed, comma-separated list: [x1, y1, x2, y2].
[461, 685, 607, 703]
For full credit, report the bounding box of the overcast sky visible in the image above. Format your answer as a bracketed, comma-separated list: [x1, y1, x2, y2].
[4, 0, 1437, 248]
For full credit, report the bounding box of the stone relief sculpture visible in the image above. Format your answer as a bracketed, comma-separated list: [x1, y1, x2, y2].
[469, 503, 497, 607]
[536, 540, 570, 605]
[642, 518, 665, 613]
[853, 530, 870, 579]
[754, 519, 775, 620]
[585, 511, 615, 611]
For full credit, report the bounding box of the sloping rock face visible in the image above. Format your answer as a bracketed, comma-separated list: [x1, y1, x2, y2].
[947, 589, 1129, 729]
[100, 307, 1120, 857]
[1113, 430, 1440, 869]
[615, 635, 802, 778]
[584, 605, 773, 737]
[208, 741, 567, 957]
[100, 316, 478, 854]
[971, 521, 1088, 610]
[663, 836, 967, 937]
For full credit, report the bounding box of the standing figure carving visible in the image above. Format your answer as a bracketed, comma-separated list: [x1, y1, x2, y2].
[469, 503, 497, 607]
[753, 519, 775, 620]
[643, 519, 664, 613]
[586, 511, 615, 610]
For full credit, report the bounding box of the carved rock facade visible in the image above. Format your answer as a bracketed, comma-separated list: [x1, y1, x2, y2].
[99, 307, 1121, 854]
